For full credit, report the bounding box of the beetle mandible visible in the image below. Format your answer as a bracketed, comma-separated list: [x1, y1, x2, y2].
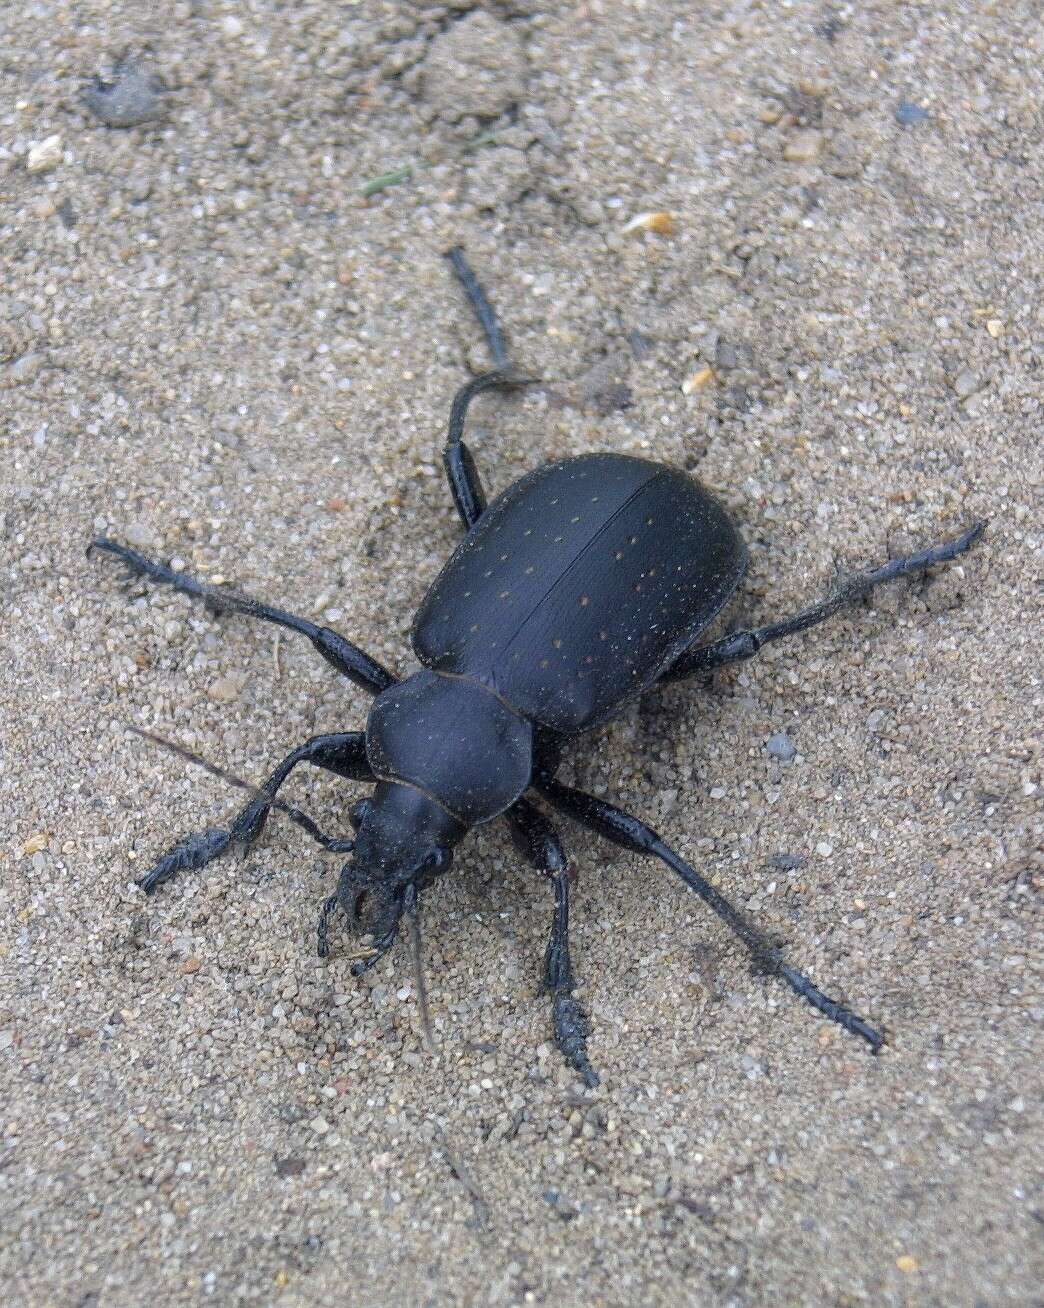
[92, 249, 984, 1085]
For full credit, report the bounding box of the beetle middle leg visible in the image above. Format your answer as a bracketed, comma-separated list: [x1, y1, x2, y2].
[662, 520, 985, 681]
[506, 798, 599, 1087]
[138, 732, 371, 894]
[536, 777, 884, 1052]
[89, 538, 395, 695]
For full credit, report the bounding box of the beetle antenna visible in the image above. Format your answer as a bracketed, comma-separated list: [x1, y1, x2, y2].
[403, 883, 435, 1052]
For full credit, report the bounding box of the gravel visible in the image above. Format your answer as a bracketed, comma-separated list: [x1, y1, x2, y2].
[1, 2, 1041, 1306]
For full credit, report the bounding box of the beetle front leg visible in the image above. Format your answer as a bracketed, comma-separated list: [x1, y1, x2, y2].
[506, 798, 599, 1088]
[537, 777, 884, 1053]
[138, 733, 371, 894]
[663, 520, 985, 680]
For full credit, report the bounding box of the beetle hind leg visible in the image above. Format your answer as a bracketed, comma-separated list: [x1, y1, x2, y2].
[537, 777, 884, 1053]
[663, 520, 985, 681]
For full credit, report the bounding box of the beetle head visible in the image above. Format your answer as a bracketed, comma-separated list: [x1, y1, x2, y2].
[321, 781, 464, 967]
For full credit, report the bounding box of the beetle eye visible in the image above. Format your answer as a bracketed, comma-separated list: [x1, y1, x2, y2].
[349, 798, 373, 831]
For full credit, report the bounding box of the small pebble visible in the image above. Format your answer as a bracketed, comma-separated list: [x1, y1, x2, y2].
[124, 522, 155, 549]
[682, 366, 715, 395]
[896, 1254, 919, 1273]
[783, 130, 823, 163]
[179, 957, 202, 975]
[309, 1117, 330, 1136]
[895, 102, 929, 126]
[26, 135, 63, 174]
[815, 841, 833, 858]
[622, 211, 676, 236]
[208, 677, 240, 703]
[766, 732, 797, 762]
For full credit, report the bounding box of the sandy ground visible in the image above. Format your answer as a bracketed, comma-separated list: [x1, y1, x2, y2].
[2, 2, 1042, 1305]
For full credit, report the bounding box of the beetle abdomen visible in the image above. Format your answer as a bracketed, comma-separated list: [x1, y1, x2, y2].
[412, 454, 745, 732]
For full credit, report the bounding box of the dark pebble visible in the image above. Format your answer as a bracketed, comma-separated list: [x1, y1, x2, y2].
[627, 329, 653, 360]
[274, 1156, 307, 1178]
[84, 61, 164, 128]
[768, 852, 805, 872]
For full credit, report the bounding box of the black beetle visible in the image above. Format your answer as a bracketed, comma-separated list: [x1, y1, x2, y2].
[92, 249, 984, 1085]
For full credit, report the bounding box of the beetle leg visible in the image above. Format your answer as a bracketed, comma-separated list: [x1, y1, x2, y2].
[89, 538, 395, 695]
[662, 520, 986, 680]
[442, 248, 542, 531]
[536, 777, 885, 1053]
[137, 733, 371, 895]
[445, 247, 510, 369]
[127, 726, 357, 854]
[442, 371, 541, 531]
[506, 798, 599, 1088]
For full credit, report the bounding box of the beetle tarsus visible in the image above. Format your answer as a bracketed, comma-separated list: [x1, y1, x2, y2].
[551, 992, 599, 1089]
[138, 827, 231, 894]
[778, 965, 884, 1052]
[445, 245, 509, 369]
